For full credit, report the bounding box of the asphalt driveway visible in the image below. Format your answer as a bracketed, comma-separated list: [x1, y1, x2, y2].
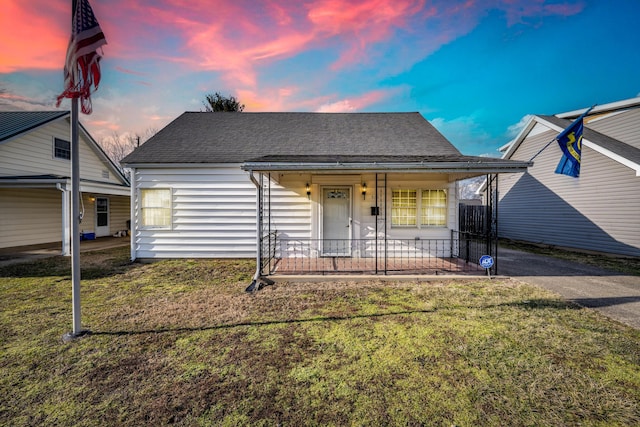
[498, 247, 640, 329]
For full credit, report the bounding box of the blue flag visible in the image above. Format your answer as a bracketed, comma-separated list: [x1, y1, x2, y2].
[554, 118, 583, 177]
[554, 106, 593, 178]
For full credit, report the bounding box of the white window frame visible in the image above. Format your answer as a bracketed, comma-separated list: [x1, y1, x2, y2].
[391, 188, 448, 229]
[420, 189, 448, 227]
[53, 137, 71, 160]
[140, 188, 173, 230]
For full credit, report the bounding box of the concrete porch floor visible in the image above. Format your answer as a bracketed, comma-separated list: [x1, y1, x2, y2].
[0, 237, 130, 267]
[271, 256, 486, 275]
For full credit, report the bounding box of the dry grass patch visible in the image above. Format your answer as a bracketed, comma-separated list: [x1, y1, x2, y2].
[1, 247, 639, 426]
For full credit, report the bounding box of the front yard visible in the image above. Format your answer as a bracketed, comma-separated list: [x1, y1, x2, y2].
[1, 246, 639, 426]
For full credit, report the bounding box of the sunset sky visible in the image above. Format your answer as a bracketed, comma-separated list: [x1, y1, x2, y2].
[1, 0, 639, 155]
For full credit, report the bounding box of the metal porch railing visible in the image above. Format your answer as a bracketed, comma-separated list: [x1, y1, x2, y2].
[261, 231, 494, 275]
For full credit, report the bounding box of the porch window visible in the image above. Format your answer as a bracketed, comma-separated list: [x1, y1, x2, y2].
[421, 189, 447, 226]
[54, 138, 71, 160]
[391, 190, 417, 226]
[140, 188, 172, 228]
[392, 189, 447, 228]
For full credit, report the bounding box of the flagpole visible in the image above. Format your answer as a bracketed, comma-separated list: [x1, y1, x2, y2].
[529, 137, 558, 162]
[529, 104, 597, 162]
[60, 0, 105, 340]
[70, 97, 84, 337]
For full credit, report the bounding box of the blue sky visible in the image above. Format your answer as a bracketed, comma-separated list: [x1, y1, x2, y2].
[1, 0, 639, 156]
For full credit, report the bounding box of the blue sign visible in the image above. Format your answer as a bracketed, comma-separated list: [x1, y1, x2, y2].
[479, 255, 494, 269]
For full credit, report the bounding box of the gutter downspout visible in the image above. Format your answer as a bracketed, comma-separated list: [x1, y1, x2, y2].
[246, 171, 273, 292]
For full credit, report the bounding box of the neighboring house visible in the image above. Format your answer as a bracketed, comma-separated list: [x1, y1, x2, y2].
[0, 111, 130, 254]
[122, 112, 529, 275]
[497, 97, 640, 257]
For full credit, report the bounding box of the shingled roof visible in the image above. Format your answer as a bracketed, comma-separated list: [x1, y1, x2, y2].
[122, 112, 464, 164]
[538, 114, 640, 166]
[122, 112, 532, 174]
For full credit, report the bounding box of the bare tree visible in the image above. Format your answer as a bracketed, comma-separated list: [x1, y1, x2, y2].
[100, 128, 157, 175]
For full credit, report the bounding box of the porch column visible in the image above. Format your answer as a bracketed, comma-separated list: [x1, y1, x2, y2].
[57, 183, 71, 256]
[129, 167, 136, 261]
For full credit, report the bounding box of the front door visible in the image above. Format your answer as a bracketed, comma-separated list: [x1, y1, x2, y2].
[322, 187, 351, 256]
[95, 197, 110, 237]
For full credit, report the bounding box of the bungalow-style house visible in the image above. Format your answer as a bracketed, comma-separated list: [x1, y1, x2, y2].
[0, 111, 130, 255]
[497, 97, 640, 257]
[122, 112, 530, 278]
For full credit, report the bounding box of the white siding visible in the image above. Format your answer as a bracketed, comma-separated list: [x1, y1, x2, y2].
[132, 166, 310, 259]
[0, 119, 121, 184]
[499, 125, 640, 257]
[0, 118, 130, 250]
[267, 174, 312, 240]
[0, 188, 62, 248]
[109, 196, 131, 234]
[131, 168, 459, 259]
[0, 190, 130, 249]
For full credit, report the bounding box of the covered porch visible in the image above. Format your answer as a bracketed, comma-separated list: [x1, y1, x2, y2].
[243, 155, 529, 280]
[0, 175, 130, 255]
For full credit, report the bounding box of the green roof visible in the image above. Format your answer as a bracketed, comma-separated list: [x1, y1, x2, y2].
[0, 111, 69, 143]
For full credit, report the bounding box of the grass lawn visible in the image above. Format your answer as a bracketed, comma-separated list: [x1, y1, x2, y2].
[1, 247, 639, 426]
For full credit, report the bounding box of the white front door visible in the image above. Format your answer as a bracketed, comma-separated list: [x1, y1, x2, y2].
[322, 187, 351, 256]
[95, 197, 110, 237]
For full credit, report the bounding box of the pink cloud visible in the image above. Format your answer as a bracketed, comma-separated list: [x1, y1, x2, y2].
[0, 92, 31, 103]
[86, 0, 428, 88]
[237, 85, 341, 112]
[316, 89, 393, 112]
[0, 1, 68, 72]
[237, 86, 301, 111]
[307, 0, 426, 69]
[1, 0, 587, 93]
[87, 119, 118, 129]
[0, 85, 54, 110]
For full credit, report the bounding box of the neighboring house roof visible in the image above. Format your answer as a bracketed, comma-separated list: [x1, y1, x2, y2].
[122, 112, 531, 174]
[0, 111, 68, 143]
[501, 96, 640, 159]
[556, 96, 640, 119]
[0, 174, 129, 188]
[0, 110, 130, 186]
[537, 115, 640, 168]
[502, 113, 640, 176]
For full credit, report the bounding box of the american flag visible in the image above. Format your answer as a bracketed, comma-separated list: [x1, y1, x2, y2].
[56, 0, 107, 114]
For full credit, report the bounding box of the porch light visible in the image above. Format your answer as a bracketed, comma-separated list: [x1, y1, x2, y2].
[306, 183, 311, 199]
[361, 182, 367, 200]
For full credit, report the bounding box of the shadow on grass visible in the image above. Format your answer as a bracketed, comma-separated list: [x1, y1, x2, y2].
[506, 299, 581, 310]
[570, 296, 640, 308]
[90, 309, 437, 336]
[89, 299, 582, 337]
[0, 259, 132, 279]
[510, 296, 640, 309]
